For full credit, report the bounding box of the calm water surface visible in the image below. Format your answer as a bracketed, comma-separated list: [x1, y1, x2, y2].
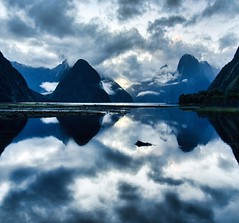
[0, 108, 238, 223]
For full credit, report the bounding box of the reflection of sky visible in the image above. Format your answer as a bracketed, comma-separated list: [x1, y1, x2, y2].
[0, 109, 238, 222]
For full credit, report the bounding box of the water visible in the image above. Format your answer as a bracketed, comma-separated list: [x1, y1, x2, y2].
[0, 107, 238, 223]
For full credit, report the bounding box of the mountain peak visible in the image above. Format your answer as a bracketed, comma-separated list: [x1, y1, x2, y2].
[74, 59, 90, 67]
[177, 54, 200, 77]
[179, 54, 198, 65]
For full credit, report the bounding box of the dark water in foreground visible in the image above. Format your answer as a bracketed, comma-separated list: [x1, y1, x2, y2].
[0, 108, 238, 223]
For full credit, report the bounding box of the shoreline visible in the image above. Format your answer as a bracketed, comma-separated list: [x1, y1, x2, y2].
[1, 102, 239, 118]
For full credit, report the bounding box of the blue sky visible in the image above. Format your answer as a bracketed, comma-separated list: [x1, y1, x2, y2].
[0, 0, 238, 87]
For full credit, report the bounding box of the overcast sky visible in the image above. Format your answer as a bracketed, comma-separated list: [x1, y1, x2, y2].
[0, 0, 238, 87]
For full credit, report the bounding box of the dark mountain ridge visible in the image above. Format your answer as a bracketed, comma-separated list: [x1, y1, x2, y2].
[0, 52, 39, 102]
[209, 47, 239, 92]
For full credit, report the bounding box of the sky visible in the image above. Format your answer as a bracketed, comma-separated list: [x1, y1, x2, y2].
[0, 0, 238, 87]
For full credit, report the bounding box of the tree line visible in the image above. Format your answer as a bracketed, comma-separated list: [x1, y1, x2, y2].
[179, 89, 239, 106]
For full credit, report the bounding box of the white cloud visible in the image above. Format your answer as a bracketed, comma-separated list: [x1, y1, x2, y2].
[136, 91, 160, 97]
[40, 82, 59, 94]
[101, 80, 115, 95]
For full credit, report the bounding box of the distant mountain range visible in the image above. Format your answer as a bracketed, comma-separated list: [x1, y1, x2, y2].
[7, 54, 133, 103]
[3, 47, 238, 104]
[127, 54, 218, 103]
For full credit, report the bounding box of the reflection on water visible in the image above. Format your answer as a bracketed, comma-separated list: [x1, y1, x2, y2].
[0, 108, 238, 223]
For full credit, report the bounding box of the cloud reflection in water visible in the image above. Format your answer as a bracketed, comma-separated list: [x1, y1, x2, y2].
[0, 108, 238, 223]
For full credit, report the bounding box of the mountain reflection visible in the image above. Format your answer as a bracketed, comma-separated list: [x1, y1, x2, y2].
[0, 118, 27, 155]
[57, 114, 104, 146]
[129, 108, 215, 152]
[0, 108, 238, 222]
[206, 113, 239, 164]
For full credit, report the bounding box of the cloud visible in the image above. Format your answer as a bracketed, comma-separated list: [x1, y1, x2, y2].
[116, 0, 148, 21]
[201, 0, 239, 18]
[188, 0, 239, 25]
[219, 33, 238, 50]
[40, 82, 59, 94]
[28, 0, 75, 37]
[148, 15, 187, 29]
[7, 16, 36, 38]
[136, 91, 160, 97]
[164, 0, 183, 9]
[4, 0, 75, 38]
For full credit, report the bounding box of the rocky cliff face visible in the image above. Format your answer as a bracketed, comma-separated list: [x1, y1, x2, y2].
[209, 47, 239, 92]
[0, 52, 36, 102]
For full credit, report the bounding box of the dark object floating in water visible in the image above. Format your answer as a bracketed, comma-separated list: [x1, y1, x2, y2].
[135, 140, 153, 147]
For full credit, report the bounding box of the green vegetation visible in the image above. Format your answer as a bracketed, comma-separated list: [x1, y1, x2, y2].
[179, 89, 239, 106]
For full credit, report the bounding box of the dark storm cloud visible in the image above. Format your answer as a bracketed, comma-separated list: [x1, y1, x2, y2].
[7, 16, 36, 37]
[97, 28, 144, 56]
[202, 0, 239, 18]
[116, 0, 148, 21]
[148, 15, 187, 30]
[187, 0, 239, 25]
[28, 0, 74, 37]
[219, 33, 238, 50]
[4, 0, 75, 38]
[164, 0, 183, 9]
[89, 27, 145, 64]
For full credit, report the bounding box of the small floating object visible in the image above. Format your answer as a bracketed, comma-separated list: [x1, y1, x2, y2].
[135, 140, 153, 147]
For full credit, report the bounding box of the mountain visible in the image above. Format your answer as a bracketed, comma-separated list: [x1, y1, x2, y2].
[12, 59, 133, 102]
[128, 54, 214, 103]
[11, 60, 70, 94]
[179, 47, 239, 105]
[209, 47, 239, 92]
[50, 59, 110, 102]
[0, 52, 38, 102]
[101, 77, 133, 102]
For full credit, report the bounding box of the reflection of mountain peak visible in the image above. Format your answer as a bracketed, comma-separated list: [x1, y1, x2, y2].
[58, 115, 104, 146]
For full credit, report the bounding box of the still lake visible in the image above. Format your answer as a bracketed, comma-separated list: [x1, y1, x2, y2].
[0, 107, 238, 223]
